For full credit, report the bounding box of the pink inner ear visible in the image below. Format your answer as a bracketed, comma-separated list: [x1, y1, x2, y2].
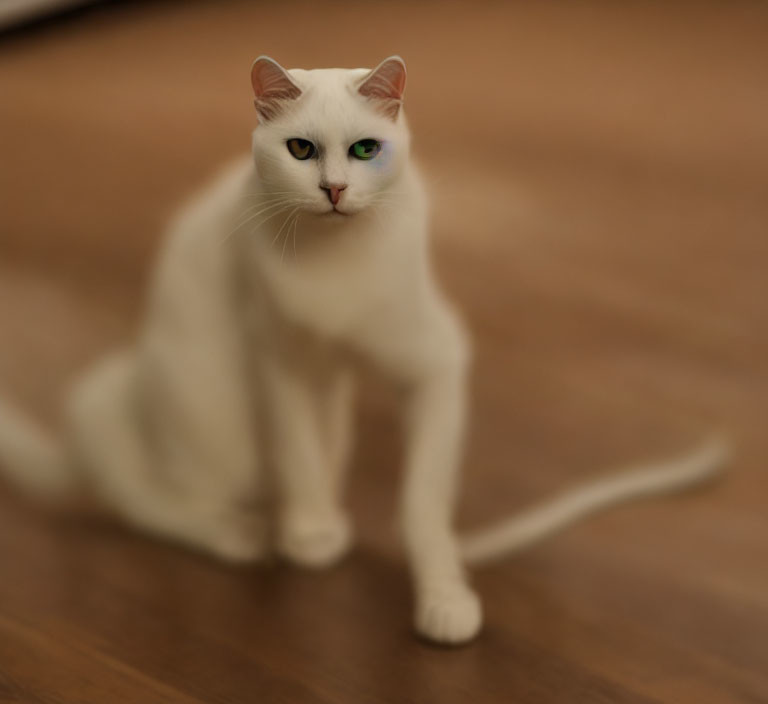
[358, 57, 407, 117]
[251, 56, 302, 120]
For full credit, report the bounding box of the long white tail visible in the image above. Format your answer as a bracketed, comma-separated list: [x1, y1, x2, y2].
[460, 437, 728, 566]
[0, 398, 78, 501]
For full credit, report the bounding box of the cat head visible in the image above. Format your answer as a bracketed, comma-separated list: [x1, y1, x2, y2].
[250, 56, 409, 218]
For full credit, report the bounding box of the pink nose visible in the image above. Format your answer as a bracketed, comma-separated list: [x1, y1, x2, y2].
[321, 183, 347, 206]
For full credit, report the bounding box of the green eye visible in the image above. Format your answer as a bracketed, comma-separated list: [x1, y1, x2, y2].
[287, 138, 315, 160]
[350, 139, 382, 160]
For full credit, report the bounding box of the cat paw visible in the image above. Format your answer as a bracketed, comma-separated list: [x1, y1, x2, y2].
[415, 583, 483, 645]
[277, 510, 352, 569]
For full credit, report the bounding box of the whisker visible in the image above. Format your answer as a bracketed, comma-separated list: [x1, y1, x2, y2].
[280, 208, 301, 262]
[272, 206, 300, 249]
[292, 212, 300, 260]
[236, 198, 292, 218]
[221, 200, 293, 244]
[249, 205, 302, 237]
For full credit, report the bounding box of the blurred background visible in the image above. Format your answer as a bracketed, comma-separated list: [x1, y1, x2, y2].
[0, 1, 766, 702]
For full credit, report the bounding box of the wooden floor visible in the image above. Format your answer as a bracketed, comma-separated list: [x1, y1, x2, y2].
[1, 1, 767, 702]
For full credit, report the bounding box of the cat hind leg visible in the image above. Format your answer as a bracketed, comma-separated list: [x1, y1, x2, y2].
[67, 352, 268, 564]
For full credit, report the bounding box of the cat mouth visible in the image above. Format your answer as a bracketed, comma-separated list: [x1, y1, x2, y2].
[326, 206, 350, 216]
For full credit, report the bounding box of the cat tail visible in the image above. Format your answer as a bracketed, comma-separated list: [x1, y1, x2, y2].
[459, 436, 728, 566]
[0, 397, 79, 502]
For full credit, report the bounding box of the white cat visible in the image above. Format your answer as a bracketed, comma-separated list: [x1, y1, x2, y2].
[0, 56, 727, 644]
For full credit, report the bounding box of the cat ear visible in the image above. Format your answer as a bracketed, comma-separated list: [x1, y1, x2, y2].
[250, 56, 302, 121]
[357, 56, 407, 120]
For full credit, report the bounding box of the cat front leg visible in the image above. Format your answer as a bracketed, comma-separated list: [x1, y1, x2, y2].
[263, 356, 352, 568]
[401, 357, 482, 645]
[377, 302, 482, 644]
[319, 369, 355, 503]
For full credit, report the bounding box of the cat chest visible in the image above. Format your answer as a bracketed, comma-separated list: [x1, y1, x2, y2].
[244, 246, 396, 343]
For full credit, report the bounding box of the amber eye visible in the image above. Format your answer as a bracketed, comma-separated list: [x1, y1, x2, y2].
[286, 138, 316, 160]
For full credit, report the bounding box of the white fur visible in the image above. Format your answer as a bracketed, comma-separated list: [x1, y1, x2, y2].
[0, 60, 728, 645]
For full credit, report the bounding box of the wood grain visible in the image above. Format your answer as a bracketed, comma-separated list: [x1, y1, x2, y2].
[0, 1, 766, 702]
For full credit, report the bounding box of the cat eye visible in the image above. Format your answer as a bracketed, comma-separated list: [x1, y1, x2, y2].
[350, 139, 382, 161]
[286, 138, 316, 160]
